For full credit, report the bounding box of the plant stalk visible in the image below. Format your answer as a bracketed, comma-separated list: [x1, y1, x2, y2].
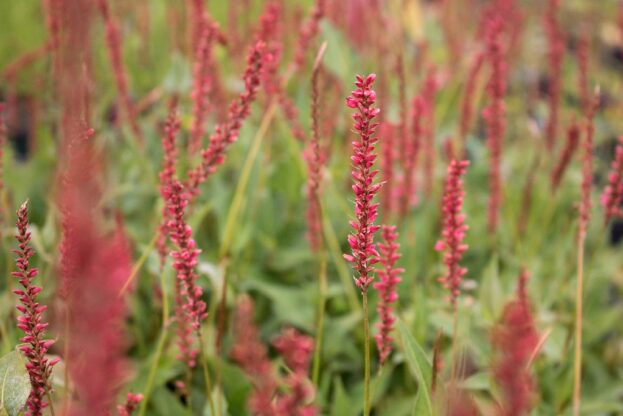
[573, 237, 585, 416]
[362, 291, 371, 416]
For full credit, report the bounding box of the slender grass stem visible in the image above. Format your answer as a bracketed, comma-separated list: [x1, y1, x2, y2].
[118, 231, 158, 296]
[312, 252, 327, 386]
[450, 306, 459, 383]
[573, 238, 585, 416]
[138, 268, 171, 416]
[362, 291, 371, 416]
[198, 329, 217, 416]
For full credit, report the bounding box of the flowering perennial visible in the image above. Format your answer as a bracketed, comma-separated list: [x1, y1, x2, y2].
[13, 201, 57, 416]
[483, 17, 507, 233]
[551, 122, 580, 191]
[601, 136, 623, 224]
[435, 160, 470, 308]
[117, 392, 144, 416]
[491, 269, 539, 416]
[373, 225, 403, 365]
[344, 74, 382, 291]
[187, 41, 265, 194]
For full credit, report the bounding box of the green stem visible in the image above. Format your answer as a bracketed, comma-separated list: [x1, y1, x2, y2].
[312, 252, 327, 386]
[362, 291, 371, 416]
[573, 236, 585, 416]
[138, 268, 171, 416]
[198, 329, 217, 416]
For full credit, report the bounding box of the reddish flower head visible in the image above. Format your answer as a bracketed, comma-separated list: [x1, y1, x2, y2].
[343, 74, 382, 291]
[373, 225, 403, 365]
[601, 136, 623, 224]
[435, 160, 470, 308]
[13, 201, 58, 416]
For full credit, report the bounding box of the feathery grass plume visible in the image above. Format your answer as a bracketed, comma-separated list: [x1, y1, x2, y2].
[13, 201, 58, 416]
[189, 20, 218, 154]
[601, 136, 623, 224]
[186, 41, 265, 195]
[373, 225, 403, 365]
[491, 269, 539, 416]
[459, 51, 485, 158]
[399, 96, 425, 218]
[97, 0, 144, 145]
[551, 122, 580, 191]
[231, 296, 278, 415]
[344, 73, 381, 416]
[305, 45, 328, 252]
[573, 90, 599, 416]
[293, 0, 326, 71]
[435, 160, 470, 309]
[343, 73, 382, 291]
[421, 66, 439, 197]
[117, 392, 143, 416]
[483, 16, 507, 233]
[273, 328, 318, 415]
[543, 0, 564, 152]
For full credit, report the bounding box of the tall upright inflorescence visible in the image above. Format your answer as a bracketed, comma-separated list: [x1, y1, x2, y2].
[186, 41, 265, 195]
[551, 122, 580, 191]
[491, 269, 539, 416]
[421, 67, 439, 197]
[579, 92, 599, 239]
[399, 96, 425, 218]
[601, 136, 623, 224]
[435, 160, 470, 309]
[459, 51, 485, 158]
[543, 0, 564, 152]
[13, 201, 58, 416]
[189, 20, 218, 154]
[373, 225, 403, 365]
[379, 123, 396, 219]
[293, 0, 326, 70]
[97, 0, 144, 144]
[483, 17, 507, 233]
[164, 179, 207, 367]
[343, 74, 382, 291]
[305, 46, 327, 252]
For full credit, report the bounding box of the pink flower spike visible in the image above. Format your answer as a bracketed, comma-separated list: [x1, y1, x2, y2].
[13, 201, 57, 416]
[436, 160, 470, 309]
[601, 136, 623, 225]
[345, 74, 382, 292]
[373, 225, 403, 365]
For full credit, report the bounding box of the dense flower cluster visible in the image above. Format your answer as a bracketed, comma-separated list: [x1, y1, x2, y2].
[551, 122, 580, 190]
[601, 136, 623, 224]
[343, 74, 382, 291]
[187, 41, 265, 194]
[435, 160, 470, 308]
[483, 16, 507, 233]
[293, 0, 326, 70]
[373, 225, 403, 365]
[579, 92, 599, 238]
[13, 201, 58, 416]
[543, 0, 564, 152]
[117, 392, 144, 416]
[459, 51, 485, 158]
[491, 269, 539, 416]
[97, 0, 143, 144]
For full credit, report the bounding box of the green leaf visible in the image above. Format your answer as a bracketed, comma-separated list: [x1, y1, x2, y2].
[0, 351, 31, 416]
[330, 377, 354, 416]
[397, 320, 433, 416]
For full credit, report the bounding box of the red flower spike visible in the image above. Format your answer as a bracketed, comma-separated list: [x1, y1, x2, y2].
[491, 269, 539, 416]
[13, 201, 57, 416]
[345, 74, 382, 292]
[601, 136, 623, 224]
[373, 225, 403, 365]
[551, 122, 581, 191]
[436, 160, 470, 309]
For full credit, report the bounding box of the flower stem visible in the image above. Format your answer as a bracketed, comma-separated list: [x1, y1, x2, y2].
[138, 269, 171, 416]
[312, 252, 327, 386]
[198, 329, 217, 416]
[573, 237, 585, 416]
[362, 291, 371, 416]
